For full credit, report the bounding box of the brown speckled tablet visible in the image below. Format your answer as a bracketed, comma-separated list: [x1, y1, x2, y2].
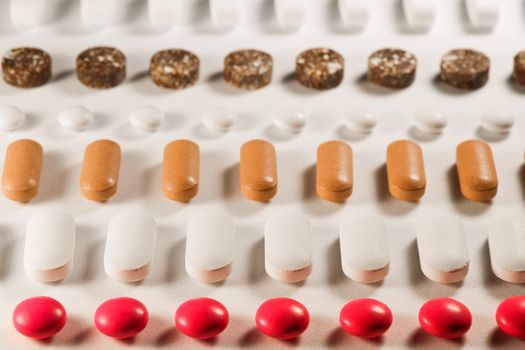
[150, 49, 199, 89]
[368, 48, 416, 89]
[224, 49, 272, 90]
[76, 47, 126, 89]
[295, 48, 344, 90]
[440, 49, 490, 90]
[513, 51, 525, 85]
[2, 48, 51, 88]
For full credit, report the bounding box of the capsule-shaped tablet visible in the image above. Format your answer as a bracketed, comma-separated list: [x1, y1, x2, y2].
[488, 215, 525, 283]
[162, 140, 200, 202]
[80, 140, 121, 202]
[240, 140, 277, 202]
[456, 140, 497, 202]
[386, 140, 426, 201]
[186, 210, 234, 283]
[316, 141, 353, 202]
[24, 211, 75, 282]
[417, 215, 469, 283]
[104, 211, 157, 283]
[2, 139, 43, 202]
[265, 212, 312, 283]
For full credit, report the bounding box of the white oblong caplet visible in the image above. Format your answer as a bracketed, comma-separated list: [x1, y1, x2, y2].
[488, 215, 525, 283]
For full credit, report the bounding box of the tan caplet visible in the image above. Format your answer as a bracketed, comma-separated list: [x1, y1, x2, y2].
[316, 140, 353, 202]
[80, 140, 121, 202]
[1, 139, 43, 202]
[162, 140, 200, 202]
[240, 139, 277, 202]
[386, 140, 426, 201]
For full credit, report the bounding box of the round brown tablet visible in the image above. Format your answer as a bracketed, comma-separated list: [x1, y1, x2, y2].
[224, 49, 272, 90]
[1, 47, 51, 88]
[76, 47, 126, 89]
[368, 48, 417, 89]
[513, 51, 525, 85]
[150, 49, 199, 89]
[440, 49, 490, 90]
[295, 48, 344, 90]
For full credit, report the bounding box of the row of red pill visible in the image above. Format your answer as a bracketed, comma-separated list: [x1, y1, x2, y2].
[12, 296, 525, 341]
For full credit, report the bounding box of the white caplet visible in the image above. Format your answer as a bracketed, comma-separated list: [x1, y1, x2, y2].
[148, 0, 179, 30]
[59, 106, 93, 131]
[488, 215, 525, 283]
[274, 107, 307, 133]
[414, 110, 447, 134]
[129, 106, 165, 132]
[10, 0, 45, 28]
[210, 0, 239, 30]
[402, 0, 436, 31]
[338, 0, 369, 31]
[202, 107, 235, 132]
[481, 112, 514, 134]
[81, 0, 115, 30]
[345, 112, 377, 133]
[465, 0, 499, 30]
[274, 0, 306, 31]
[0, 105, 25, 131]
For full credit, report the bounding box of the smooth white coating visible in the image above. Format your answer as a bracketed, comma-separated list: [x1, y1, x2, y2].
[209, 0, 239, 30]
[273, 107, 307, 133]
[10, 0, 45, 28]
[417, 215, 469, 283]
[59, 106, 93, 131]
[274, 0, 305, 31]
[402, 0, 436, 31]
[104, 211, 157, 283]
[345, 112, 377, 133]
[148, 0, 179, 30]
[0, 105, 25, 131]
[339, 213, 390, 283]
[129, 106, 165, 132]
[265, 211, 312, 283]
[24, 211, 75, 282]
[338, 0, 369, 31]
[488, 215, 525, 283]
[202, 107, 235, 132]
[186, 210, 235, 283]
[465, 0, 499, 30]
[481, 112, 514, 133]
[414, 110, 447, 134]
[81, 0, 115, 30]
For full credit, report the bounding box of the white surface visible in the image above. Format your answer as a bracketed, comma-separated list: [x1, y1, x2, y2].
[465, 0, 499, 31]
[0, 105, 25, 131]
[129, 105, 165, 133]
[58, 106, 93, 131]
[0, 0, 524, 348]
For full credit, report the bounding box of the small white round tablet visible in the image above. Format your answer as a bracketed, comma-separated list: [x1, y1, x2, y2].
[0, 105, 25, 131]
[129, 106, 165, 132]
[59, 105, 93, 131]
[481, 112, 514, 134]
[345, 112, 377, 133]
[202, 107, 235, 132]
[414, 110, 447, 134]
[273, 107, 307, 133]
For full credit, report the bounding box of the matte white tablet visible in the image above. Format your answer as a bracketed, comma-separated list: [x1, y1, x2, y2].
[81, 0, 115, 30]
[465, 0, 499, 30]
[488, 215, 525, 283]
[274, 0, 305, 31]
[148, 0, 179, 30]
[209, 0, 239, 30]
[265, 212, 312, 283]
[24, 211, 75, 282]
[10, 0, 45, 28]
[186, 210, 235, 283]
[338, 0, 369, 31]
[339, 214, 390, 283]
[402, 0, 436, 31]
[104, 211, 157, 283]
[417, 215, 469, 283]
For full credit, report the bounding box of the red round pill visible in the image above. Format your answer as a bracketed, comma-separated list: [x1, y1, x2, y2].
[418, 298, 472, 339]
[255, 298, 310, 340]
[94, 297, 149, 339]
[339, 298, 393, 339]
[496, 296, 525, 339]
[12, 296, 67, 339]
[175, 298, 229, 339]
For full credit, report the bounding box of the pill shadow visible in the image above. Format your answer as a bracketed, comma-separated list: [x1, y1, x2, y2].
[222, 163, 265, 217]
[113, 152, 144, 203]
[81, 238, 105, 282]
[129, 70, 174, 96]
[326, 327, 385, 348]
[475, 126, 508, 143]
[327, 238, 344, 286]
[326, 0, 367, 35]
[135, 315, 176, 346]
[68, 224, 91, 284]
[191, 123, 223, 140]
[447, 165, 490, 216]
[301, 165, 344, 217]
[431, 74, 475, 96]
[480, 240, 522, 299]
[520, 164, 525, 200]
[0, 226, 14, 280]
[488, 327, 525, 347]
[248, 237, 266, 284]
[165, 239, 186, 284]
[457, 0, 494, 34]
[36, 152, 67, 203]
[506, 74, 525, 94]
[374, 165, 417, 216]
[51, 69, 75, 83]
[336, 125, 369, 142]
[264, 124, 298, 142]
[239, 327, 302, 347]
[207, 71, 248, 96]
[408, 126, 441, 142]
[407, 328, 465, 348]
[16, 113, 39, 131]
[355, 73, 402, 95]
[44, 315, 92, 345]
[281, 72, 320, 96]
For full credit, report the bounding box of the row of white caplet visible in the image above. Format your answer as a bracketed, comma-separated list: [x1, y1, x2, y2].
[10, 0, 500, 32]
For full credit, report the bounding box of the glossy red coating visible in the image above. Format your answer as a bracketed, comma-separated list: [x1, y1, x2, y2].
[418, 298, 472, 339]
[255, 298, 310, 340]
[339, 298, 393, 339]
[496, 296, 525, 339]
[12, 296, 67, 339]
[175, 298, 229, 339]
[94, 297, 149, 339]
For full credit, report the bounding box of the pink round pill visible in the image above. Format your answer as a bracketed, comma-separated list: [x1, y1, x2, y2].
[175, 298, 229, 339]
[12, 296, 67, 339]
[94, 297, 149, 339]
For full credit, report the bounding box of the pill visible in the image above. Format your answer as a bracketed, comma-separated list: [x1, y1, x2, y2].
[255, 298, 309, 340]
[58, 105, 93, 131]
[162, 140, 199, 202]
[465, 0, 499, 31]
[129, 105, 165, 132]
[414, 110, 447, 134]
[80, 139, 121, 202]
[296, 48, 344, 90]
[514, 51, 525, 85]
[2, 47, 52, 88]
[316, 140, 353, 202]
[368, 48, 417, 89]
[148, 0, 178, 30]
[402, 0, 436, 31]
[419, 298, 472, 339]
[386, 140, 426, 201]
[175, 298, 229, 339]
[338, 0, 369, 31]
[104, 211, 157, 283]
[273, 107, 307, 133]
[274, 0, 306, 31]
[240, 139, 277, 202]
[185, 210, 234, 283]
[481, 112, 514, 134]
[13, 297, 67, 339]
[81, 0, 114, 30]
[0, 105, 25, 131]
[417, 215, 469, 283]
[488, 215, 525, 283]
[202, 107, 235, 132]
[224, 50, 273, 90]
[95, 297, 149, 339]
[440, 49, 490, 90]
[2, 139, 43, 202]
[265, 211, 312, 283]
[345, 112, 377, 133]
[456, 140, 497, 202]
[496, 297, 525, 339]
[339, 298, 393, 339]
[76, 47, 126, 89]
[209, 0, 239, 30]
[9, 0, 45, 28]
[150, 49, 199, 90]
[339, 213, 389, 283]
[25, 211, 75, 282]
